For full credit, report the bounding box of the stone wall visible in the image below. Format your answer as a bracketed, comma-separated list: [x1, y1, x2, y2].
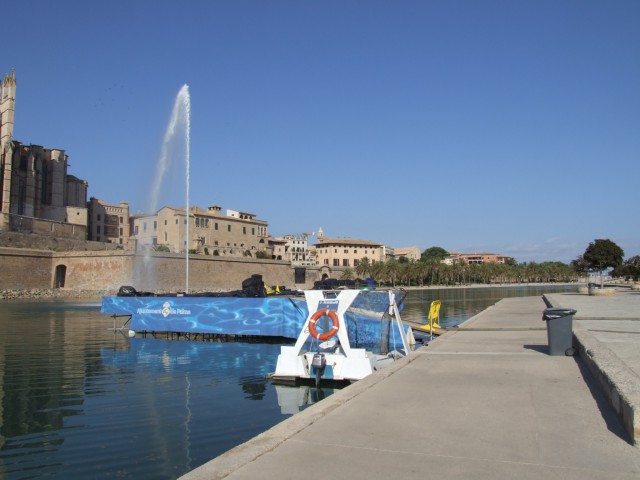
[0, 230, 120, 252]
[0, 248, 52, 289]
[0, 247, 335, 292]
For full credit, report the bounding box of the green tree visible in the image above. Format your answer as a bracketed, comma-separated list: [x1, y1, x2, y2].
[579, 239, 624, 287]
[611, 255, 640, 281]
[341, 268, 354, 280]
[384, 259, 401, 287]
[356, 257, 371, 278]
[370, 261, 385, 284]
[421, 246, 449, 262]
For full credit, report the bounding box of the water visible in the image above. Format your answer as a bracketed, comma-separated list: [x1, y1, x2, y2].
[136, 85, 191, 292]
[0, 285, 578, 479]
[400, 285, 579, 327]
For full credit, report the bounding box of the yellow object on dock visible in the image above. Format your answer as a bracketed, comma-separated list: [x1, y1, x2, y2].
[412, 300, 443, 335]
[427, 300, 442, 329]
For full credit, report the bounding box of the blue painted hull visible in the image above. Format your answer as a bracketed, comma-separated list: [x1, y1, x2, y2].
[101, 296, 308, 338]
[101, 290, 408, 347]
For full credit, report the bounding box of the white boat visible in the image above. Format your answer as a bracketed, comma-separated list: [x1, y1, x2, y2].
[271, 289, 412, 385]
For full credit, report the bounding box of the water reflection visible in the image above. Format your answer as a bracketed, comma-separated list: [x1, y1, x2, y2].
[0, 304, 307, 480]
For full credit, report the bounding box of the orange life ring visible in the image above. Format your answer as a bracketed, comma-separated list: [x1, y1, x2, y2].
[308, 309, 340, 341]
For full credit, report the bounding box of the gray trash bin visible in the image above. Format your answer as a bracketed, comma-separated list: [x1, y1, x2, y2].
[542, 308, 577, 356]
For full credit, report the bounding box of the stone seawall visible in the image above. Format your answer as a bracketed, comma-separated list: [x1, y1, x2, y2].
[0, 247, 333, 293]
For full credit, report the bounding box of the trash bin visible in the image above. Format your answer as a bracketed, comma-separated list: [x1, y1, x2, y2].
[542, 308, 577, 356]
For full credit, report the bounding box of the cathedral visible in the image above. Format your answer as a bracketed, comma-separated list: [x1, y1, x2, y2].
[0, 70, 88, 237]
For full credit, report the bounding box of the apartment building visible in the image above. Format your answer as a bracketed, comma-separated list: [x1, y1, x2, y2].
[270, 233, 316, 265]
[314, 237, 385, 268]
[87, 197, 129, 245]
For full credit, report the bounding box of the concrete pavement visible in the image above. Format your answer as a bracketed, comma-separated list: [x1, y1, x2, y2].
[544, 288, 640, 449]
[181, 288, 640, 480]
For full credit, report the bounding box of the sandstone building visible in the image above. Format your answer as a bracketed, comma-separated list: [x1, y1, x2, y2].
[87, 197, 130, 246]
[131, 205, 270, 257]
[270, 233, 316, 265]
[445, 252, 512, 265]
[314, 237, 385, 268]
[393, 246, 421, 261]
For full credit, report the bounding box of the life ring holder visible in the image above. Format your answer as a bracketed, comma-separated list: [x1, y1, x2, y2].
[308, 309, 340, 341]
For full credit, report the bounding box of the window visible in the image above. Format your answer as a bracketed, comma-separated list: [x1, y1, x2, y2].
[97, 226, 101, 234]
[134, 226, 138, 234]
[165, 220, 167, 225]
[165, 232, 167, 241]
[119, 227, 123, 235]
[176, 219, 179, 224]
[333, 259, 339, 266]
[154, 221, 157, 230]
[252, 228, 255, 235]
[354, 259, 360, 267]
[97, 214, 101, 221]
[343, 259, 350, 267]
[120, 216, 123, 224]
[215, 223, 218, 230]
[228, 225, 231, 232]
[243, 227, 246, 234]
[344, 249, 348, 254]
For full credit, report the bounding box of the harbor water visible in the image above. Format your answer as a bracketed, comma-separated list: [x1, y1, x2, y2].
[0, 285, 578, 479]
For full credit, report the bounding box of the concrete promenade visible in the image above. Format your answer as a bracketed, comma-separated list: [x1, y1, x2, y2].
[181, 288, 640, 480]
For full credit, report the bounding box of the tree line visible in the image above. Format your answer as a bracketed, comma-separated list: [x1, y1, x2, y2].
[339, 239, 638, 287]
[341, 256, 579, 287]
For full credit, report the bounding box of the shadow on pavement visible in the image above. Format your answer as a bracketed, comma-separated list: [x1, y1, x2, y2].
[575, 356, 633, 445]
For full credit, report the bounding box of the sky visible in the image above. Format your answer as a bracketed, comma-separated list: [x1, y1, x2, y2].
[3, 0, 639, 263]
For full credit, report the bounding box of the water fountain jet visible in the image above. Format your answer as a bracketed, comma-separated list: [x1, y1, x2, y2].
[134, 84, 191, 292]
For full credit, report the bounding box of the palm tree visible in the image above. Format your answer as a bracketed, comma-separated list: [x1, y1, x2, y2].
[385, 259, 401, 287]
[341, 268, 354, 280]
[370, 261, 385, 284]
[356, 257, 371, 279]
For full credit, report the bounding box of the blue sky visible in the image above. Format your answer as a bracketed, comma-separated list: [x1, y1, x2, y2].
[4, 1, 639, 263]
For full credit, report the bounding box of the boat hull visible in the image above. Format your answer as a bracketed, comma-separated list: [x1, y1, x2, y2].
[101, 295, 308, 338]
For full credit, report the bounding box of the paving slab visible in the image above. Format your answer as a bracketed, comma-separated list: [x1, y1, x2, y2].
[545, 288, 640, 447]
[181, 294, 640, 480]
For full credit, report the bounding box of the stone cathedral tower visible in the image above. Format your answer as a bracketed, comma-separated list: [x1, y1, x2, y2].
[0, 70, 88, 235]
[0, 69, 16, 221]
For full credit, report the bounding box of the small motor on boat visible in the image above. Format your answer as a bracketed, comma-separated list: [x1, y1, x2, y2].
[311, 353, 326, 387]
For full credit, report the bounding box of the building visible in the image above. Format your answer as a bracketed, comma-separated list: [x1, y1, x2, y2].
[0, 70, 88, 238]
[269, 237, 288, 261]
[445, 252, 512, 265]
[270, 233, 316, 265]
[87, 197, 130, 246]
[394, 246, 421, 262]
[131, 204, 270, 257]
[314, 237, 385, 268]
